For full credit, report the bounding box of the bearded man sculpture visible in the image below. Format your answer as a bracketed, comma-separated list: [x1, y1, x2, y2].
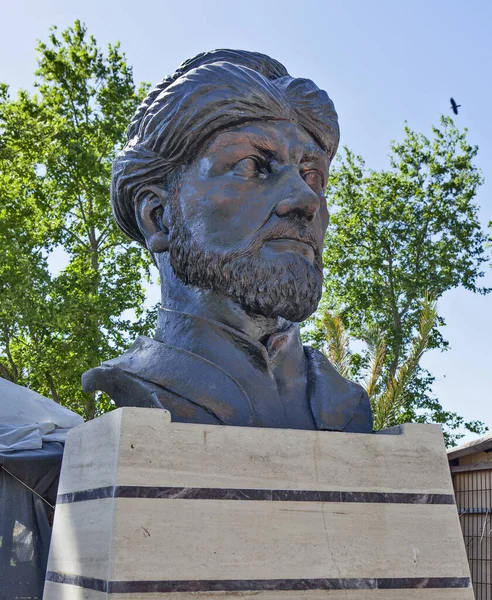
[82, 50, 373, 433]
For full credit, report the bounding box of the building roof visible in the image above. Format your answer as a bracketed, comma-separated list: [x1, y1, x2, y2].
[447, 431, 492, 461]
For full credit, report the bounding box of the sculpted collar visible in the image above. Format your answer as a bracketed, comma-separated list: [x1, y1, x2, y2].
[154, 308, 311, 429]
[155, 308, 305, 380]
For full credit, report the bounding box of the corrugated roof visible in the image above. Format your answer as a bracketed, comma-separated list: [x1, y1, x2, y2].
[447, 431, 492, 461]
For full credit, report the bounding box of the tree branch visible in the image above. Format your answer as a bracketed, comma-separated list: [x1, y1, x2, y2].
[45, 371, 60, 403]
[383, 242, 403, 376]
[0, 361, 13, 382]
[1, 328, 19, 382]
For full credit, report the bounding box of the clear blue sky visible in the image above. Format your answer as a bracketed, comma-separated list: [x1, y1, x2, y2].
[2, 0, 491, 441]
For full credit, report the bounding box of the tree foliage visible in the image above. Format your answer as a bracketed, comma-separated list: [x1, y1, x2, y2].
[370, 294, 438, 431]
[321, 295, 439, 432]
[321, 312, 352, 380]
[0, 22, 153, 419]
[308, 118, 489, 444]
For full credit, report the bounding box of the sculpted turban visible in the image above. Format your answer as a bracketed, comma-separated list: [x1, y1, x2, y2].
[111, 49, 340, 245]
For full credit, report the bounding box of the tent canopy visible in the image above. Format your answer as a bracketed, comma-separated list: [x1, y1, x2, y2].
[0, 378, 83, 452]
[0, 379, 83, 599]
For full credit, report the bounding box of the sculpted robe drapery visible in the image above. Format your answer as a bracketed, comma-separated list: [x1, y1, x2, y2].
[82, 309, 373, 433]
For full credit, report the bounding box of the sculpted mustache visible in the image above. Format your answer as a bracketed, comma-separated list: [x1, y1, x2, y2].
[229, 221, 320, 260]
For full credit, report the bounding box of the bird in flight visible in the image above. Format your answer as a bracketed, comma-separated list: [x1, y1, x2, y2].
[450, 98, 461, 115]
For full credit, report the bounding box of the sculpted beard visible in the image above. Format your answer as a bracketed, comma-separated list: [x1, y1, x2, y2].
[167, 198, 323, 323]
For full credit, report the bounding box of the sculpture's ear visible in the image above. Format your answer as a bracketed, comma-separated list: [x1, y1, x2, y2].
[135, 186, 170, 253]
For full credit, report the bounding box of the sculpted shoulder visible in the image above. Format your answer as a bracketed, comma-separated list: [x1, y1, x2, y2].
[304, 346, 373, 434]
[82, 336, 255, 426]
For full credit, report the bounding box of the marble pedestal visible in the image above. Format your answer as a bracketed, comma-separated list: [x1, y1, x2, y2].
[44, 408, 472, 599]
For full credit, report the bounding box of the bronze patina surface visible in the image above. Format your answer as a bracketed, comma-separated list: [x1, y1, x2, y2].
[83, 50, 372, 432]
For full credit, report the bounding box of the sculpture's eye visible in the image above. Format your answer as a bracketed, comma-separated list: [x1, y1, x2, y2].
[303, 170, 325, 194]
[233, 157, 266, 178]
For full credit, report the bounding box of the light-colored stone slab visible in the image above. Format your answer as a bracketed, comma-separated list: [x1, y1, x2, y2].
[47, 499, 114, 581]
[45, 408, 473, 599]
[116, 412, 451, 494]
[57, 409, 124, 495]
[58, 408, 453, 494]
[43, 581, 106, 600]
[110, 500, 468, 581]
[48, 499, 468, 582]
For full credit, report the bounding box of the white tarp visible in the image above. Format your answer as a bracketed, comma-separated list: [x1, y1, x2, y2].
[0, 378, 83, 451]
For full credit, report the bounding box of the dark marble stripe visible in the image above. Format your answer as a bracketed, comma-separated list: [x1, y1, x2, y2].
[46, 571, 107, 592]
[57, 485, 456, 505]
[377, 577, 472, 589]
[108, 578, 377, 593]
[46, 572, 472, 593]
[116, 485, 272, 501]
[272, 489, 340, 502]
[339, 491, 455, 505]
[57, 486, 114, 504]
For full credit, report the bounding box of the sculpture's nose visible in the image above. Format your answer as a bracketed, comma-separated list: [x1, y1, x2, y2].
[274, 171, 320, 222]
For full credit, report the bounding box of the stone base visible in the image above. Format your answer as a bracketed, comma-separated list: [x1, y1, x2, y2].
[44, 408, 473, 599]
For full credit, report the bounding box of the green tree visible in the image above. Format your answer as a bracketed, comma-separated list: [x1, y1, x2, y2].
[0, 22, 153, 419]
[320, 296, 484, 446]
[308, 118, 489, 444]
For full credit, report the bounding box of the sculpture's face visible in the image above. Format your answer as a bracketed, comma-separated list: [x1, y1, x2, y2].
[168, 120, 331, 322]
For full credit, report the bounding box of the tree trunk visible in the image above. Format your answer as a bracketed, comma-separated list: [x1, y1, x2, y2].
[46, 372, 61, 404]
[85, 391, 96, 421]
[0, 362, 13, 382]
[2, 330, 20, 383]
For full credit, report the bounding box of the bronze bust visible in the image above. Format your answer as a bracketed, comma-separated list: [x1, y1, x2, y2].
[82, 50, 372, 433]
